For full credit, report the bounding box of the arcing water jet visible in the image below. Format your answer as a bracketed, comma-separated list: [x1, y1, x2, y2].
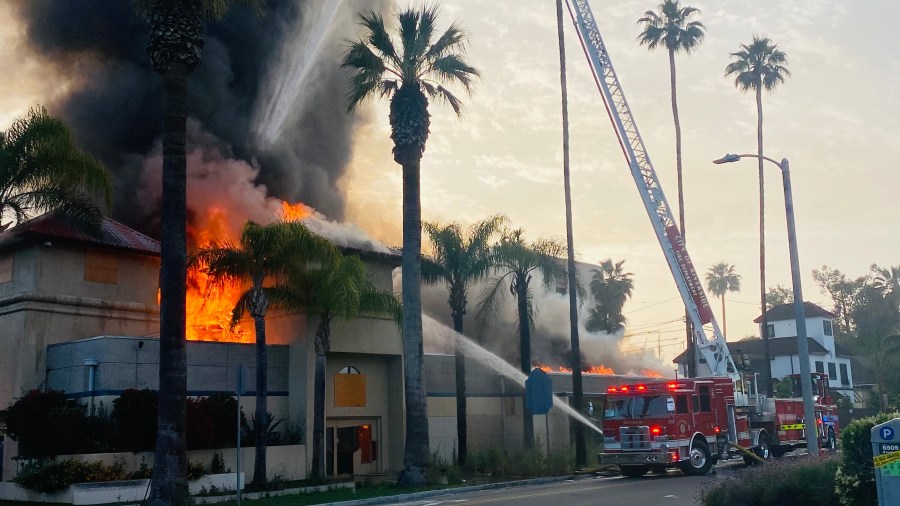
[422, 315, 602, 435]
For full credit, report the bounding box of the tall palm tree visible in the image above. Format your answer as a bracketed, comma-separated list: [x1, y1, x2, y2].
[725, 35, 790, 397]
[190, 220, 336, 486]
[421, 215, 505, 466]
[342, 6, 480, 485]
[705, 262, 742, 340]
[475, 228, 565, 448]
[556, 0, 586, 468]
[585, 259, 635, 333]
[0, 107, 112, 231]
[637, 0, 704, 379]
[133, 1, 264, 502]
[871, 264, 900, 306]
[284, 252, 400, 480]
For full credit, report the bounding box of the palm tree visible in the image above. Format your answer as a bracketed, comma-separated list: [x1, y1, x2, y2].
[585, 259, 635, 333]
[0, 107, 112, 231]
[284, 252, 400, 479]
[705, 262, 742, 340]
[421, 215, 505, 466]
[190, 220, 336, 486]
[725, 35, 789, 397]
[342, 6, 480, 485]
[556, 0, 586, 468]
[133, 1, 264, 502]
[637, 0, 703, 241]
[637, 0, 704, 379]
[475, 228, 565, 448]
[871, 264, 900, 306]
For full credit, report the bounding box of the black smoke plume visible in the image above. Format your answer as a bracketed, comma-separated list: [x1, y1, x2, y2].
[14, 0, 386, 237]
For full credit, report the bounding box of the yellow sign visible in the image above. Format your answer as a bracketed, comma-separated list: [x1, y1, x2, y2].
[781, 423, 806, 430]
[874, 450, 900, 468]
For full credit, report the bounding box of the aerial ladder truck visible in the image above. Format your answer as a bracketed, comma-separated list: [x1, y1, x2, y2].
[565, 0, 838, 475]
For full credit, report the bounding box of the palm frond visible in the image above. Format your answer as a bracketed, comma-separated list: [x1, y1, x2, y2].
[474, 273, 511, 336]
[424, 22, 467, 60]
[357, 10, 400, 66]
[427, 54, 480, 94]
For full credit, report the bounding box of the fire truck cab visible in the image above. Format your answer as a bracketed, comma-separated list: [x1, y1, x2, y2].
[598, 374, 839, 477]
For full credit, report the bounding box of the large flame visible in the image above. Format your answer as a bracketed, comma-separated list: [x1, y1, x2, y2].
[185, 201, 314, 343]
[536, 364, 616, 375]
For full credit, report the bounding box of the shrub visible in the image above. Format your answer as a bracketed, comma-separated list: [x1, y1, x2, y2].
[834, 411, 900, 506]
[14, 459, 128, 493]
[111, 389, 158, 452]
[3, 390, 92, 458]
[187, 395, 238, 450]
[700, 456, 839, 506]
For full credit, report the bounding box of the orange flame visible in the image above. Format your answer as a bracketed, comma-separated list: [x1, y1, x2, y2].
[535, 364, 617, 375]
[184, 201, 314, 343]
[640, 369, 665, 378]
[280, 201, 314, 221]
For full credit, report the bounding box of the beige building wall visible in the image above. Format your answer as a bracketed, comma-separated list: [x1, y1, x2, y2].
[0, 242, 159, 410]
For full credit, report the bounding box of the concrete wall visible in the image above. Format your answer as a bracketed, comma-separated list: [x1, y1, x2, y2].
[0, 242, 159, 411]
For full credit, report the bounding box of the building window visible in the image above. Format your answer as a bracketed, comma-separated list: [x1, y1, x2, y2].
[334, 366, 366, 407]
[84, 251, 118, 284]
[0, 254, 12, 283]
[840, 363, 850, 385]
[766, 324, 775, 338]
[815, 361, 825, 374]
[823, 320, 833, 336]
[828, 362, 837, 381]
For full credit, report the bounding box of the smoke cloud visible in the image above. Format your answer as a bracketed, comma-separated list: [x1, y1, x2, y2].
[412, 263, 668, 375]
[12, 0, 388, 236]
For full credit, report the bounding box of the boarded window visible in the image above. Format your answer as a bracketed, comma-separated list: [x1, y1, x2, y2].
[0, 254, 12, 283]
[828, 362, 837, 381]
[334, 368, 366, 407]
[815, 361, 825, 374]
[84, 252, 118, 284]
[840, 363, 850, 385]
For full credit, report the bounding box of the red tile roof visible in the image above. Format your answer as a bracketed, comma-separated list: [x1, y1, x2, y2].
[0, 213, 160, 256]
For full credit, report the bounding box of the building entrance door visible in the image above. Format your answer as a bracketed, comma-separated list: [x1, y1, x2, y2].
[326, 418, 379, 477]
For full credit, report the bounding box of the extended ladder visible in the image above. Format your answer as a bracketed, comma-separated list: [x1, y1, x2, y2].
[566, 0, 737, 377]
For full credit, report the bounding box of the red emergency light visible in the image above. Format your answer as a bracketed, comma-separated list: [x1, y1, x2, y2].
[636, 385, 646, 391]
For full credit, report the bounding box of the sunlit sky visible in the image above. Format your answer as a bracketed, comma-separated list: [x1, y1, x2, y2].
[2, 0, 899, 367]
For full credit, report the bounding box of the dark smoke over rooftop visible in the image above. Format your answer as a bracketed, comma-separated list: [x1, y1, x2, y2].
[14, 0, 387, 237]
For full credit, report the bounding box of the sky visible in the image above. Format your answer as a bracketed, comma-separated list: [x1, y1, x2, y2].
[2, 0, 899, 369]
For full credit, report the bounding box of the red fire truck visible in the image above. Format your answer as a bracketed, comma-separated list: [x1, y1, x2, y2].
[598, 374, 839, 476]
[565, 0, 840, 477]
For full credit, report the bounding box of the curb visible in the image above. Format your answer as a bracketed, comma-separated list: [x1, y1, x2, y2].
[313, 473, 596, 506]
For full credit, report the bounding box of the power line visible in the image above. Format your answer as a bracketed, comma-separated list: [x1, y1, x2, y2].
[624, 297, 680, 315]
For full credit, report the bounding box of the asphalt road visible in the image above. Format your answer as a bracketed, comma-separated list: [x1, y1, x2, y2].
[390, 461, 750, 506]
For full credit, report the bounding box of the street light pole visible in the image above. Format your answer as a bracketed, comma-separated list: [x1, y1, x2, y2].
[714, 153, 819, 455]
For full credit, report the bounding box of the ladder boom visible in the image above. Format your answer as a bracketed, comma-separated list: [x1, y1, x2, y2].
[567, 0, 737, 377]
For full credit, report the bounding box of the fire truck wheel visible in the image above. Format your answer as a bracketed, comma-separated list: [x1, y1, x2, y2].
[619, 465, 649, 478]
[744, 432, 771, 466]
[679, 440, 712, 476]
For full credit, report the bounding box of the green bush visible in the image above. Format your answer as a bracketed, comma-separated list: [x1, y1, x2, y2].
[187, 395, 238, 450]
[835, 411, 900, 506]
[701, 456, 839, 506]
[14, 459, 127, 493]
[3, 390, 93, 458]
[112, 389, 158, 452]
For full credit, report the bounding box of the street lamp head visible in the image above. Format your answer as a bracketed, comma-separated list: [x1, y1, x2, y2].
[713, 154, 742, 164]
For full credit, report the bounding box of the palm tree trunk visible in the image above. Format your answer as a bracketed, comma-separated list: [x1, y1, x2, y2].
[669, 48, 695, 379]
[557, 0, 585, 467]
[400, 156, 429, 486]
[149, 64, 190, 506]
[517, 278, 534, 449]
[311, 315, 330, 480]
[452, 310, 467, 467]
[252, 314, 268, 486]
[756, 86, 773, 397]
[721, 294, 727, 341]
